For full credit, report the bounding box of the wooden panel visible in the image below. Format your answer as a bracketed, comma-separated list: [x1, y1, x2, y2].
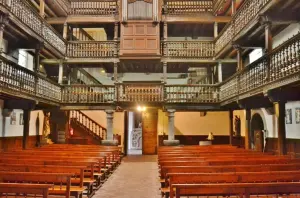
[135, 38, 146, 49]
[123, 39, 134, 49]
[0, 136, 42, 151]
[120, 21, 160, 57]
[142, 110, 158, 154]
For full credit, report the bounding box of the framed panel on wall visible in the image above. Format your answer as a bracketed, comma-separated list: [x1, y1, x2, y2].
[286, 109, 292, 124]
[296, 108, 300, 124]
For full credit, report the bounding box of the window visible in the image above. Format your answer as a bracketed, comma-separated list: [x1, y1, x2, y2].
[249, 48, 263, 64]
[18, 49, 34, 71]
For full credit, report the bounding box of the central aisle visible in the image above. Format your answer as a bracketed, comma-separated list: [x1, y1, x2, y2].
[95, 155, 161, 198]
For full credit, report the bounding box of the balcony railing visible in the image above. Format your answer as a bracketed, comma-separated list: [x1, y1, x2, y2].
[220, 31, 300, 101]
[0, 57, 61, 102]
[212, 0, 224, 14]
[165, 84, 219, 103]
[67, 41, 118, 58]
[61, 85, 115, 103]
[0, 0, 66, 55]
[165, 0, 212, 15]
[57, 0, 71, 13]
[162, 41, 215, 59]
[215, 0, 272, 55]
[69, 0, 118, 15]
[116, 83, 164, 103]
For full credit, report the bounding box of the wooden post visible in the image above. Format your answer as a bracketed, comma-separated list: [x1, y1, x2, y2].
[40, 0, 45, 18]
[0, 15, 8, 53]
[235, 46, 243, 71]
[275, 101, 287, 155]
[114, 62, 118, 82]
[229, 110, 233, 145]
[163, 22, 168, 41]
[265, 22, 273, 53]
[231, 0, 236, 16]
[167, 109, 176, 140]
[163, 62, 167, 83]
[114, 22, 119, 41]
[58, 61, 63, 84]
[218, 62, 222, 83]
[245, 109, 251, 149]
[22, 110, 30, 150]
[214, 22, 218, 38]
[63, 22, 68, 40]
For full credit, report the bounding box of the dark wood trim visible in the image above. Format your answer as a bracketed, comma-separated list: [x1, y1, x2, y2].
[0, 136, 42, 151]
[158, 135, 230, 146]
[265, 137, 300, 157]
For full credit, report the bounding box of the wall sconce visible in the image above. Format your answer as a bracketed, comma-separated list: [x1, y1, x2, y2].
[137, 105, 146, 112]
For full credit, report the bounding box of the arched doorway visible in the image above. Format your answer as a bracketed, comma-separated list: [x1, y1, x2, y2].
[250, 113, 265, 152]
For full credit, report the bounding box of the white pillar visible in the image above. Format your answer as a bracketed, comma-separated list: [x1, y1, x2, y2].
[214, 22, 218, 38]
[218, 62, 222, 83]
[163, 62, 167, 83]
[106, 110, 114, 140]
[58, 62, 63, 84]
[167, 109, 175, 140]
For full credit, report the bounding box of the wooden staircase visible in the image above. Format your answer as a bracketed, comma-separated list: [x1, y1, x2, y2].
[69, 110, 107, 145]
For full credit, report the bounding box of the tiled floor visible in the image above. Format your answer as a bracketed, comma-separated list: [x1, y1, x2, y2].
[94, 155, 161, 198]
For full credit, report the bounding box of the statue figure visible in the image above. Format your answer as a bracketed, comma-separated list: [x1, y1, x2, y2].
[42, 112, 53, 144]
[234, 115, 241, 137]
[207, 132, 214, 141]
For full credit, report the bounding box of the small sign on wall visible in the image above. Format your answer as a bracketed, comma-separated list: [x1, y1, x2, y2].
[10, 112, 16, 125]
[286, 109, 292, 124]
[296, 108, 300, 124]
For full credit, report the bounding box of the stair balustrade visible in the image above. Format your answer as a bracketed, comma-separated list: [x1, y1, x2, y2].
[70, 110, 107, 140]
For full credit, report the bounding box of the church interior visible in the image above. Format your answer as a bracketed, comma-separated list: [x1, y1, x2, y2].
[0, 0, 300, 197]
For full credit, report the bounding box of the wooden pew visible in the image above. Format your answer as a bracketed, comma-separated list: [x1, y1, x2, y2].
[0, 172, 73, 198]
[166, 171, 300, 197]
[0, 183, 53, 198]
[173, 182, 300, 198]
[161, 163, 300, 179]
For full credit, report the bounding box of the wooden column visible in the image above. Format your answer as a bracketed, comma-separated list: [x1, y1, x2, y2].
[114, 62, 118, 82]
[58, 61, 63, 84]
[245, 109, 251, 149]
[35, 44, 43, 73]
[0, 15, 8, 53]
[231, 0, 236, 16]
[265, 22, 273, 53]
[214, 22, 218, 38]
[229, 110, 233, 145]
[163, 62, 167, 83]
[163, 22, 168, 41]
[39, 0, 45, 18]
[22, 110, 30, 150]
[114, 22, 119, 41]
[218, 62, 222, 83]
[275, 101, 287, 155]
[63, 22, 68, 40]
[235, 46, 243, 71]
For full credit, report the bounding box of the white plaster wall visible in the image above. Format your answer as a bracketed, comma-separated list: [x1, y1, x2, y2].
[251, 108, 277, 138]
[285, 101, 300, 139]
[273, 24, 300, 49]
[29, 111, 44, 136]
[158, 110, 230, 136]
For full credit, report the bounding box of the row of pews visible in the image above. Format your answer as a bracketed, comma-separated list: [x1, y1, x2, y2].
[0, 144, 122, 198]
[158, 145, 300, 198]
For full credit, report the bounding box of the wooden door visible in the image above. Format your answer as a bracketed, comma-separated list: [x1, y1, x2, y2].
[142, 109, 158, 154]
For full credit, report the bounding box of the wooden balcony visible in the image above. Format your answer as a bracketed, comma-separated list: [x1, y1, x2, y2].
[215, 0, 273, 56]
[163, 0, 230, 23]
[69, 0, 118, 15]
[61, 85, 115, 104]
[220, 31, 300, 104]
[212, 0, 225, 15]
[162, 40, 215, 60]
[165, 84, 219, 103]
[116, 83, 164, 103]
[0, 0, 66, 56]
[66, 41, 118, 61]
[0, 56, 61, 104]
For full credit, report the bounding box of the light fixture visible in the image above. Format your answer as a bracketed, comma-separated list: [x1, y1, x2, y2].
[137, 105, 146, 112]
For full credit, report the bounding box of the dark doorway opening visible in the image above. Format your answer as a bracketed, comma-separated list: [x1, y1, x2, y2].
[251, 113, 265, 152]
